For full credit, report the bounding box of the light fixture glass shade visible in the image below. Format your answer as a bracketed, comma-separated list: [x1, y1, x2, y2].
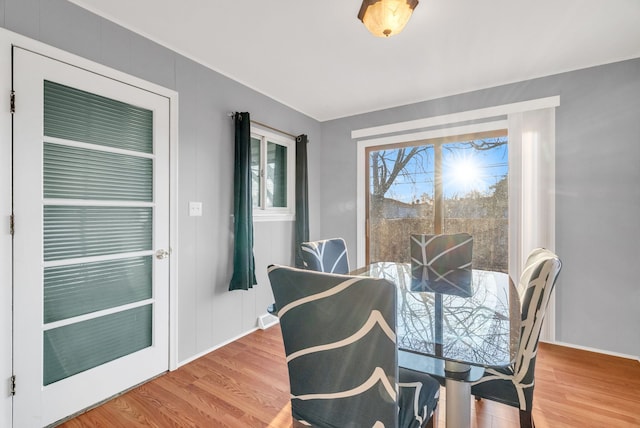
[358, 0, 419, 38]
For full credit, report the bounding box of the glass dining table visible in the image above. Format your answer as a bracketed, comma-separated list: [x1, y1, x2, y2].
[351, 262, 521, 428]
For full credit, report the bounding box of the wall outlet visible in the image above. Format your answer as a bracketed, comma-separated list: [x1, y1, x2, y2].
[189, 201, 203, 217]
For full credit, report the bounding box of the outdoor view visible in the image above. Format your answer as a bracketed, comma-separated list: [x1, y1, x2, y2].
[251, 136, 287, 209]
[367, 131, 509, 272]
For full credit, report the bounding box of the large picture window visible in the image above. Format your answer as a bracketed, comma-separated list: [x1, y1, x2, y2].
[250, 125, 295, 221]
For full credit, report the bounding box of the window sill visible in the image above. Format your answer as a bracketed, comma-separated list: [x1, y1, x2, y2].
[253, 212, 295, 222]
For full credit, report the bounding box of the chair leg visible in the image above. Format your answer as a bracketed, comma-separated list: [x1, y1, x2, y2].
[424, 403, 438, 428]
[519, 409, 534, 428]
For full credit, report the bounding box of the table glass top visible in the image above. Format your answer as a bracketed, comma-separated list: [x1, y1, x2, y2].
[355, 262, 520, 368]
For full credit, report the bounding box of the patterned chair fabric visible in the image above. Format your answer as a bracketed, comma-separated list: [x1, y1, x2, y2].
[268, 265, 440, 428]
[410, 233, 473, 283]
[300, 237, 350, 274]
[471, 248, 562, 428]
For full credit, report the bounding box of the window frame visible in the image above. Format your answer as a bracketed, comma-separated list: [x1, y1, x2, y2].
[250, 124, 295, 222]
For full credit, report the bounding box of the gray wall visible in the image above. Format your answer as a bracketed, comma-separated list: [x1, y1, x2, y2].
[320, 58, 640, 357]
[0, 0, 322, 363]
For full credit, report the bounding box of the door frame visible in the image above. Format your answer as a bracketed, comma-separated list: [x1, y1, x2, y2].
[0, 27, 179, 428]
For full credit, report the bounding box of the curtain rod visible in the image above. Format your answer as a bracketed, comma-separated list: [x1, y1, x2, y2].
[228, 112, 299, 140]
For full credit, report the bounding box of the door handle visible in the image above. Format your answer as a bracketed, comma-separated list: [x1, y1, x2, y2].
[155, 249, 170, 260]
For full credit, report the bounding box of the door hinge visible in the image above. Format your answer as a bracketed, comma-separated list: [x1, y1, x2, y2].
[10, 90, 15, 114]
[10, 375, 15, 396]
[9, 214, 14, 236]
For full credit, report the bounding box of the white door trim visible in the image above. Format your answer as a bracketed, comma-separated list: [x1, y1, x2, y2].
[0, 26, 179, 428]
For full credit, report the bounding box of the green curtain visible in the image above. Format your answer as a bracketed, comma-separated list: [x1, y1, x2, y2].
[294, 134, 309, 268]
[229, 112, 257, 291]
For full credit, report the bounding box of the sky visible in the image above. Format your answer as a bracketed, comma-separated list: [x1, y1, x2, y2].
[371, 137, 508, 203]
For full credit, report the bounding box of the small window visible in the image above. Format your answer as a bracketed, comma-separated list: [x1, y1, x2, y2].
[250, 126, 295, 221]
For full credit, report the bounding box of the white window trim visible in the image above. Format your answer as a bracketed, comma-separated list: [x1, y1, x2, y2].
[251, 124, 296, 222]
[351, 96, 560, 139]
[354, 96, 559, 341]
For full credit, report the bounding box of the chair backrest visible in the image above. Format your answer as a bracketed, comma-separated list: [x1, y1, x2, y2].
[268, 265, 398, 427]
[300, 237, 350, 274]
[410, 233, 473, 279]
[514, 248, 562, 379]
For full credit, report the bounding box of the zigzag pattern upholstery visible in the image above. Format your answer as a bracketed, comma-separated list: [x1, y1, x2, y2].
[300, 237, 350, 274]
[268, 265, 440, 428]
[410, 233, 473, 277]
[471, 248, 562, 428]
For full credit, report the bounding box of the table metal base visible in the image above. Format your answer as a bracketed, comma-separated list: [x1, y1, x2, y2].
[444, 361, 471, 428]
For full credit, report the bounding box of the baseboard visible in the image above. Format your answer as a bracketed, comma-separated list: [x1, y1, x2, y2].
[176, 327, 259, 368]
[258, 313, 279, 330]
[541, 339, 640, 362]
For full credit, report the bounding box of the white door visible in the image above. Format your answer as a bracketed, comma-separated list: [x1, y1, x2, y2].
[12, 47, 170, 427]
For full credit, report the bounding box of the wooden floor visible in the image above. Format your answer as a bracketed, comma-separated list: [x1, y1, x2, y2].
[60, 326, 640, 428]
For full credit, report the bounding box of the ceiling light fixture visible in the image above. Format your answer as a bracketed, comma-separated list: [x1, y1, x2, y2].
[358, 0, 419, 38]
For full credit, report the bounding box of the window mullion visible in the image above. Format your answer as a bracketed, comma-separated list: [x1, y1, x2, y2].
[434, 143, 443, 234]
[260, 136, 267, 210]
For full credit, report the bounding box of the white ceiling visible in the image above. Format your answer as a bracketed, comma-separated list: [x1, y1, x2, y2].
[69, 0, 640, 121]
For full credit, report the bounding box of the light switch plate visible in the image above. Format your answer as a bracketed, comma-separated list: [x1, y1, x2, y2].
[189, 201, 203, 217]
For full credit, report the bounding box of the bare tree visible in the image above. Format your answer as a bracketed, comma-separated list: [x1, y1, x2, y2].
[460, 139, 507, 152]
[370, 146, 431, 201]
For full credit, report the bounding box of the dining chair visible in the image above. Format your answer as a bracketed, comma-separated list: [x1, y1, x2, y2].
[300, 237, 350, 274]
[268, 265, 440, 428]
[471, 248, 562, 428]
[410, 233, 473, 278]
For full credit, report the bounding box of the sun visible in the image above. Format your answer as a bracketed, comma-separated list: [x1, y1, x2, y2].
[453, 158, 479, 183]
[447, 155, 485, 194]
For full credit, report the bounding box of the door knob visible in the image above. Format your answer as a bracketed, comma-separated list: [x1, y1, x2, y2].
[155, 249, 170, 260]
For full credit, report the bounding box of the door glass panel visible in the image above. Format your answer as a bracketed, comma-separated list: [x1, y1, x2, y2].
[43, 305, 152, 385]
[44, 256, 152, 323]
[442, 139, 509, 272]
[40, 78, 157, 390]
[44, 80, 152, 153]
[43, 206, 152, 261]
[266, 141, 287, 208]
[368, 145, 435, 263]
[44, 143, 152, 201]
